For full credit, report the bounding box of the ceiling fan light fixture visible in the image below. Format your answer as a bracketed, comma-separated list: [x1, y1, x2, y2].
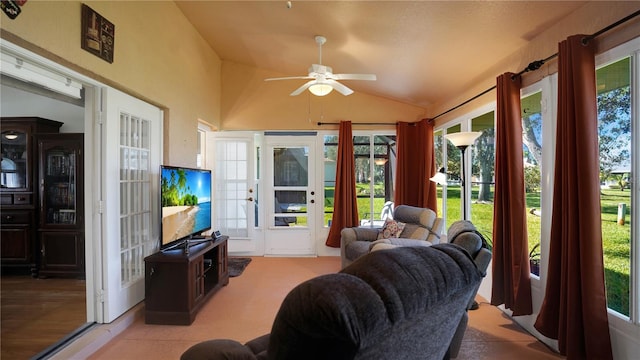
[308, 83, 333, 96]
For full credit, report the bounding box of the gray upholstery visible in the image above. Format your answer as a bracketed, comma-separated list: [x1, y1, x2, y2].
[181, 244, 483, 360]
[446, 220, 492, 358]
[447, 220, 492, 278]
[340, 205, 444, 268]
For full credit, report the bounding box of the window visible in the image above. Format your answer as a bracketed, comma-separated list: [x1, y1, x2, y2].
[519, 92, 544, 276]
[323, 133, 396, 228]
[197, 128, 205, 168]
[323, 135, 337, 226]
[435, 106, 505, 246]
[597, 55, 632, 317]
[470, 111, 495, 240]
[354, 135, 396, 227]
[434, 129, 444, 217]
[444, 124, 461, 229]
[197, 121, 212, 169]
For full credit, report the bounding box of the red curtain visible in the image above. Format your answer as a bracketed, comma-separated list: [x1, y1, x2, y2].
[490, 73, 533, 316]
[533, 35, 612, 359]
[394, 118, 437, 211]
[325, 121, 359, 248]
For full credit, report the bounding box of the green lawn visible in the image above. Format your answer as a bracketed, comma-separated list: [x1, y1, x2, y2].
[438, 185, 630, 316]
[325, 184, 630, 316]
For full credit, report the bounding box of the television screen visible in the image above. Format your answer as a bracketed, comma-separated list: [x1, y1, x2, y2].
[160, 165, 212, 249]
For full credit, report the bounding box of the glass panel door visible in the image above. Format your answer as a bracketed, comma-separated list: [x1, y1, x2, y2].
[215, 139, 251, 238]
[212, 134, 261, 254]
[265, 135, 316, 255]
[273, 147, 309, 227]
[102, 86, 161, 323]
[119, 113, 153, 287]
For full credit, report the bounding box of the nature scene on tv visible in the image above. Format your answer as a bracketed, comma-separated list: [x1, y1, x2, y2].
[161, 167, 212, 245]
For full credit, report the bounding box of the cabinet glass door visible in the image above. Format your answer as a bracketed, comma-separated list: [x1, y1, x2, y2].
[42, 146, 78, 226]
[1, 128, 28, 190]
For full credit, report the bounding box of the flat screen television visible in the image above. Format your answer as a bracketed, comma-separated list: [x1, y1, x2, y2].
[160, 165, 212, 250]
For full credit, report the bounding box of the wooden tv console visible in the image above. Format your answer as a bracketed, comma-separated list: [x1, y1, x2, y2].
[144, 236, 229, 325]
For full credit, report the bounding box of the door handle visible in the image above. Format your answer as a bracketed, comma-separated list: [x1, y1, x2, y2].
[310, 199, 315, 204]
[247, 197, 254, 202]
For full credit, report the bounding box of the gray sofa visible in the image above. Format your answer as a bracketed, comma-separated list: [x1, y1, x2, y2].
[181, 242, 484, 360]
[340, 205, 444, 268]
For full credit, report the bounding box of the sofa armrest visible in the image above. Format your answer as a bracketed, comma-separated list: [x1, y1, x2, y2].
[341, 227, 381, 269]
[429, 217, 445, 244]
[474, 248, 492, 277]
[340, 227, 380, 248]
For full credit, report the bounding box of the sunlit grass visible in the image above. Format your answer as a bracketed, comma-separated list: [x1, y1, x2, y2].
[442, 185, 630, 316]
[325, 183, 631, 316]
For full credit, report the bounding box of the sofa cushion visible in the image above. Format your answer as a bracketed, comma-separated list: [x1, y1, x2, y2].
[377, 219, 406, 239]
[369, 238, 432, 252]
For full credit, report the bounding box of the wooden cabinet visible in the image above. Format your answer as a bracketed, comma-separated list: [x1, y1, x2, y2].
[37, 133, 84, 278]
[1, 117, 62, 275]
[0, 210, 34, 265]
[144, 237, 229, 325]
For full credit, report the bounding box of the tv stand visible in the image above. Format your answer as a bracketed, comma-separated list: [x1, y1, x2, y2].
[144, 236, 229, 325]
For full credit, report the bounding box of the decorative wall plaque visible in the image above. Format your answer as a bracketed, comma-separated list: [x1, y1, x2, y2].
[1, 0, 27, 20]
[81, 4, 114, 63]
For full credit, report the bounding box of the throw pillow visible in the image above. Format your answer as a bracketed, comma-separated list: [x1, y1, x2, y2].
[377, 219, 406, 240]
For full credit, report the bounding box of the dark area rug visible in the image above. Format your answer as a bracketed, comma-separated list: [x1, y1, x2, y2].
[228, 257, 252, 277]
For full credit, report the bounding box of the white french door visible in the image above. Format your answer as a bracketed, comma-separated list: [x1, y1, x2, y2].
[264, 134, 317, 256]
[100, 87, 162, 322]
[210, 133, 260, 254]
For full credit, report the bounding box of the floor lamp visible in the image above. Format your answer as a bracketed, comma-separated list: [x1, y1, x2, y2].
[432, 131, 482, 221]
[432, 131, 482, 311]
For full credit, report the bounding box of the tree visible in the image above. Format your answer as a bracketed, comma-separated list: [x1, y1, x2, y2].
[446, 141, 461, 181]
[473, 128, 495, 202]
[597, 86, 631, 184]
[522, 112, 542, 167]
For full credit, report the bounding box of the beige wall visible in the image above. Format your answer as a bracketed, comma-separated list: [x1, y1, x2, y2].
[428, 2, 640, 127]
[0, 0, 221, 168]
[221, 61, 427, 130]
[2, 1, 640, 162]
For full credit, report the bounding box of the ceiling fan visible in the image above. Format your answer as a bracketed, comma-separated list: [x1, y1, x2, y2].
[265, 35, 376, 96]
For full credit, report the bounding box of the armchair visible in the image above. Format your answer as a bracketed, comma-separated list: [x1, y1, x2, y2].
[444, 220, 492, 358]
[340, 205, 444, 268]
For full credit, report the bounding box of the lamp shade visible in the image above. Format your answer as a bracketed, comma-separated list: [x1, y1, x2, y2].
[429, 167, 448, 186]
[445, 131, 482, 147]
[308, 83, 333, 96]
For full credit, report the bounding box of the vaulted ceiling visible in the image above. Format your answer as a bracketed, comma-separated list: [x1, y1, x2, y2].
[176, 1, 589, 108]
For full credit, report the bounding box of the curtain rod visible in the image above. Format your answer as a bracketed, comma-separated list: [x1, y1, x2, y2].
[317, 121, 403, 126]
[317, 10, 640, 126]
[427, 9, 640, 122]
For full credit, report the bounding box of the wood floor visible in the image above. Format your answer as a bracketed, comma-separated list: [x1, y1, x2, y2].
[85, 256, 565, 360]
[1, 275, 87, 359]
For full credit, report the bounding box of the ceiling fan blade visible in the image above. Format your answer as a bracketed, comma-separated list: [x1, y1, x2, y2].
[290, 80, 316, 96]
[326, 79, 354, 96]
[265, 76, 314, 82]
[332, 73, 377, 81]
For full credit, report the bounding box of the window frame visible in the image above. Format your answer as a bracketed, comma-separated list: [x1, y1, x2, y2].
[596, 37, 640, 328]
